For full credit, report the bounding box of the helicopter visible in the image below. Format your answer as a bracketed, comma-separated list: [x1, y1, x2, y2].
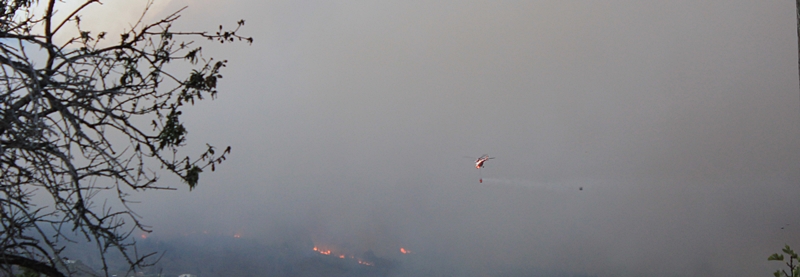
[474, 154, 494, 183]
[474, 154, 494, 169]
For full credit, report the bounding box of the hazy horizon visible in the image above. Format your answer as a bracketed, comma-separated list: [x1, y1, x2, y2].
[49, 1, 800, 276]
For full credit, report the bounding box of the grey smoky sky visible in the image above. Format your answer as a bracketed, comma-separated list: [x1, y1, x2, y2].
[85, 1, 800, 276]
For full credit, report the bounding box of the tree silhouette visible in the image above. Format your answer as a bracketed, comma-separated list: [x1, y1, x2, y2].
[0, 0, 251, 276]
[769, 245, 800, 277]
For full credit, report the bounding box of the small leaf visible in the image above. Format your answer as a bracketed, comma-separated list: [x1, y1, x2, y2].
[769, 253, 785, 261]
[185, 165, 203, 190]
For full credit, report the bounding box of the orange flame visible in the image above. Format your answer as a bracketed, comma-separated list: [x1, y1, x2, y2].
[313, 246, 374, 266]
[400, 247, 411, 254]
[358, 260, 374, 266]
[312, 247, 331, 255]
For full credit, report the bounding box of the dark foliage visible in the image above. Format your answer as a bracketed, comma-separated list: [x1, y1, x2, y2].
[769, 245, 800, 277]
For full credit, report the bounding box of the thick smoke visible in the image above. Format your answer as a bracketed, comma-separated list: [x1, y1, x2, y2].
[52, 1, 800, 276]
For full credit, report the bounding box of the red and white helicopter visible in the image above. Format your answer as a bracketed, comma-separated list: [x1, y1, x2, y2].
[474, 154, 494, 183]
[474, 154, 494, 169]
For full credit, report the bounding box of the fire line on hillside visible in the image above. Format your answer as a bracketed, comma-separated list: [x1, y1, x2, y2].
[312, 246, 374, 266]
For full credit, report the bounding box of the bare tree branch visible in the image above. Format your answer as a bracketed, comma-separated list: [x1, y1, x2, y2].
[0, 1, 251, 276]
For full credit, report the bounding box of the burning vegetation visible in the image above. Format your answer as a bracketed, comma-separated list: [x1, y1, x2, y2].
[312, 246, 332, 256]
[312, 246, 375, 266]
